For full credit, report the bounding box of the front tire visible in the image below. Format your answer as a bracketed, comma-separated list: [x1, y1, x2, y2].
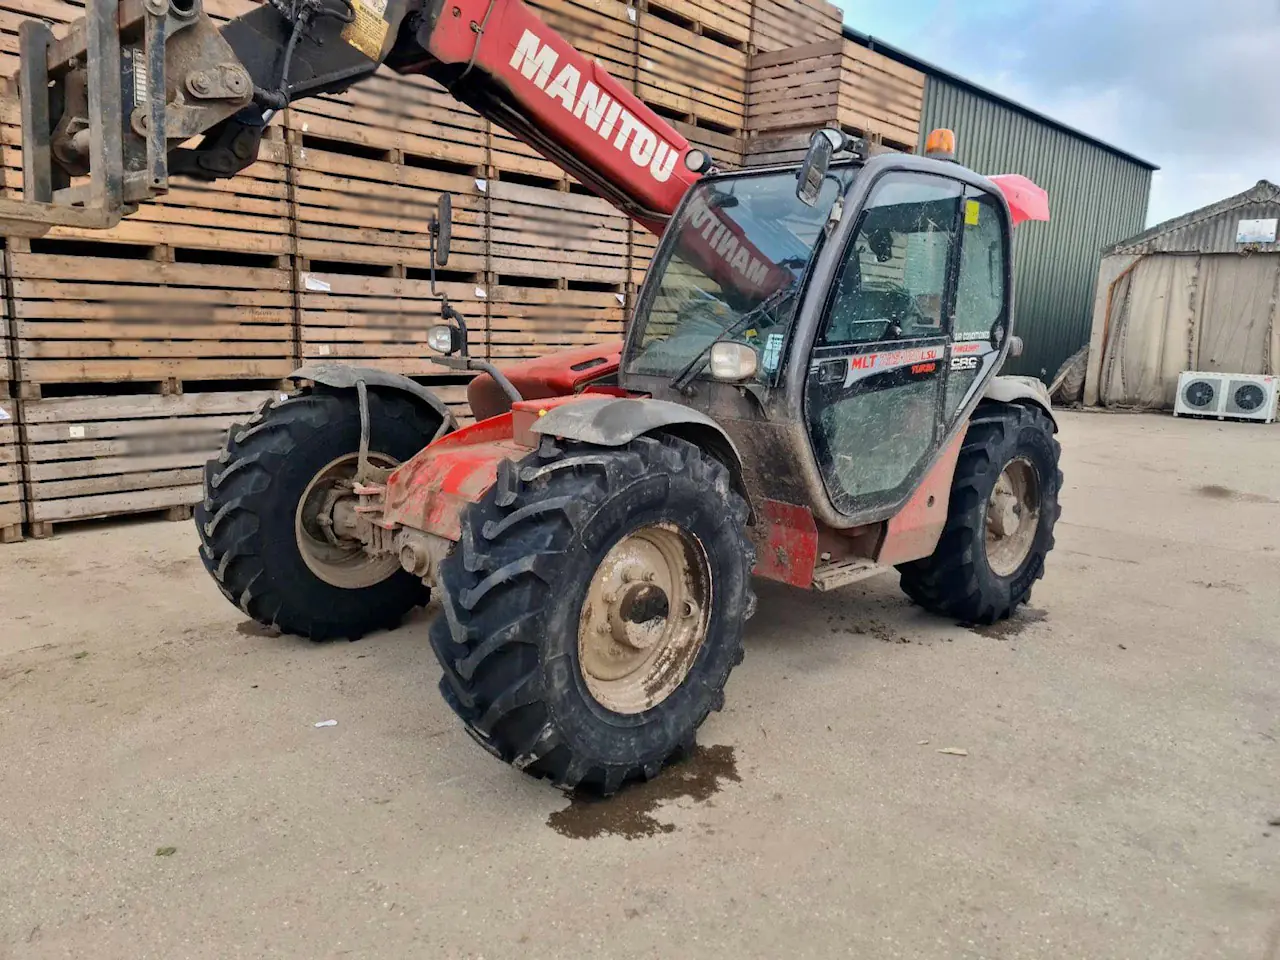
[196, 389, 442, 640]
[898, 404, 1061, 624]
[430, 435, 755, 794]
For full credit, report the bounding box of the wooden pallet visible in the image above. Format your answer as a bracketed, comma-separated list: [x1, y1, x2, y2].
[488, 179, 631, 285]
[487, 285, 628, 361]
[748, 0, 842, 53]
[291, 138, 487, 273]
[0, 408, 21, 541]
[637, 8, 749, 135]
[18, 389, 280, 533]
[286, 70, 487, 171]
[6, 247, 296, 388]
[528, 0, 640, 79]
[298, 268, 488, 376]
[744, 39, 925, 163]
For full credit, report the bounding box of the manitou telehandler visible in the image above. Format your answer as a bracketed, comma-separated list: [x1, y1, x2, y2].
[5, 0, 1058, 793]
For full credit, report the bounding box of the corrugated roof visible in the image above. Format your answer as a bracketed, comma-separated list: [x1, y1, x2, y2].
[1106, 180, 1280, 255]
[842, 27, 1160, 172]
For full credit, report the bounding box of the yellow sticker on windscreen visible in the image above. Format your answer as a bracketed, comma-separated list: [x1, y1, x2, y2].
[342, 0, 389, 59]
[965, 199, 981, 226]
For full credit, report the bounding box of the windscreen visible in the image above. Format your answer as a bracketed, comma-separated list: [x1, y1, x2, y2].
[627, 168, 856, 383]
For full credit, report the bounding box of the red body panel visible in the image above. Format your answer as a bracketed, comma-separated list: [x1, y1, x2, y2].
[990, 175, 1051, 226]
[382, 415, 529, 541]
[874, 434, 963, 566]
[468, 341, 623, 421]
[753, 499, 821, 589]
[380, 393, 616, 541]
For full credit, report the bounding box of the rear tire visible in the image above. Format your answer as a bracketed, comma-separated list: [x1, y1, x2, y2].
[196, 389, 441, 640]
[430, 435, 755, 794]
[898, 404, 1061, 624]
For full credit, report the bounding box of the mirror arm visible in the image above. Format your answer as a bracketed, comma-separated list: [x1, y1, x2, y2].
[429, 218, 441, 298]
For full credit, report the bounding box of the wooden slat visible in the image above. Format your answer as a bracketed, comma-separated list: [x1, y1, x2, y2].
[7, 253, 295, 385]
[298, 272, 487, 376]
[18, 390, 278, 525]
[488, 286, 627, 361]
[748, 0, 842, 53]
[638, 14, 748, 132]
[293, 146, 487, 271]
[488, 180, 630, 284]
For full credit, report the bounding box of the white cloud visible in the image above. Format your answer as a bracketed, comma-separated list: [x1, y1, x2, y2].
[836, 0, 1280, 224]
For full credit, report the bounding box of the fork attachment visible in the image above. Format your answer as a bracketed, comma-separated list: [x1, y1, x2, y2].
[0, 0, 253, 238]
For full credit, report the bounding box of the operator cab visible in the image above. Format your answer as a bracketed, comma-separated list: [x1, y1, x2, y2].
[622, 130, 1017, 529]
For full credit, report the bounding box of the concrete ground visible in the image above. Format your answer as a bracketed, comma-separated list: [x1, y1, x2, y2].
[1, 410, 1278, 960]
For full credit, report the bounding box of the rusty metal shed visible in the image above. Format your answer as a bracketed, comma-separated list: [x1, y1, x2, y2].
[1084, 180, 1280, 408]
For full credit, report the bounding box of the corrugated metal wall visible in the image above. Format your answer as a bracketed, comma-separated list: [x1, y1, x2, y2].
[920, 79, 1154, 379]
[1111, 199, 1280, 255]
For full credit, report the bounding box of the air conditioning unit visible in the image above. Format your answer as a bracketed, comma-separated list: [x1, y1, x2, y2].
[1174, 371, 1278, 423]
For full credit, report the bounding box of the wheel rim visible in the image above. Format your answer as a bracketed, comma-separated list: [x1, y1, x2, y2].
[984, 456, 1041, 578]
[294, 452, 401, 589]
[577, 522, 712, 715]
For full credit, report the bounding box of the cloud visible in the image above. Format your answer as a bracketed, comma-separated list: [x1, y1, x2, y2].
[836, 0, 1280, 224]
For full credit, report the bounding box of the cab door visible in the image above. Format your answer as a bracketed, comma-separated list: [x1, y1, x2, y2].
[804, 171, 963, 517]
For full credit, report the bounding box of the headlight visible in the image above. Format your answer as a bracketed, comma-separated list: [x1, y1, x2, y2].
[427, 324, 460, 355]
[708, 341, 759, 382]
[684, 149, 712, 174]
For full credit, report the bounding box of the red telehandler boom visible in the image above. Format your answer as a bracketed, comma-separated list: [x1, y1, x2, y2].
[4, 0, 1057, 795]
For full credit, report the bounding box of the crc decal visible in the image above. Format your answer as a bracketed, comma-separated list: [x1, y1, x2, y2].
[951, 355, 979, 371]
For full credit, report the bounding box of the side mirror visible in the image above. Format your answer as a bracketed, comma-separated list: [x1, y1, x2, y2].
[796, 129, 842, 207]
[433, 193, 452, 267]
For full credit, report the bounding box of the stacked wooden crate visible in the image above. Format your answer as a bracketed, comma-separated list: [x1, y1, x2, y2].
[637, 0, 751, 170]
[744, 36, 925, 167]
[287, 68, 490, 373]
[748, 0, 842, 52]
[0, 245, 19, 541]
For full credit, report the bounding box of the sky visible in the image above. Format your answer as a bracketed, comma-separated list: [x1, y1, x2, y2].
[835, 0, 1279, 226]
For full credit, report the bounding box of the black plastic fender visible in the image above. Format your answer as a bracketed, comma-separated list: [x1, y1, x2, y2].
[290, 363, 458, 436]
[531, 396, 751, 510]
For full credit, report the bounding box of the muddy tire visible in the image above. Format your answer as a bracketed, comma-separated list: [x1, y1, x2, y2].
[430, 435, 755, 794]
[196, 389, 442, 640]
[897, 404, 1061, 625]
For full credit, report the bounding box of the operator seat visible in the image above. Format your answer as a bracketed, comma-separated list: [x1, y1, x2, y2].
[825, 250, 903, 344]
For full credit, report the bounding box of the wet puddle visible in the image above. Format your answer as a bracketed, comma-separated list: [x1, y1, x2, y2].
[964, 607, 1048, 639]
[1196, 484, 1275, 504]
[547, 744, 740, 840]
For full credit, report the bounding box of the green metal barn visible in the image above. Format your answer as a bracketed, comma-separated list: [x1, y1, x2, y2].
[844, 28, 1158, 382]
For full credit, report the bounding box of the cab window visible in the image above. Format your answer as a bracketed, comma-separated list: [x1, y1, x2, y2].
[821, 174, 962, 346]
